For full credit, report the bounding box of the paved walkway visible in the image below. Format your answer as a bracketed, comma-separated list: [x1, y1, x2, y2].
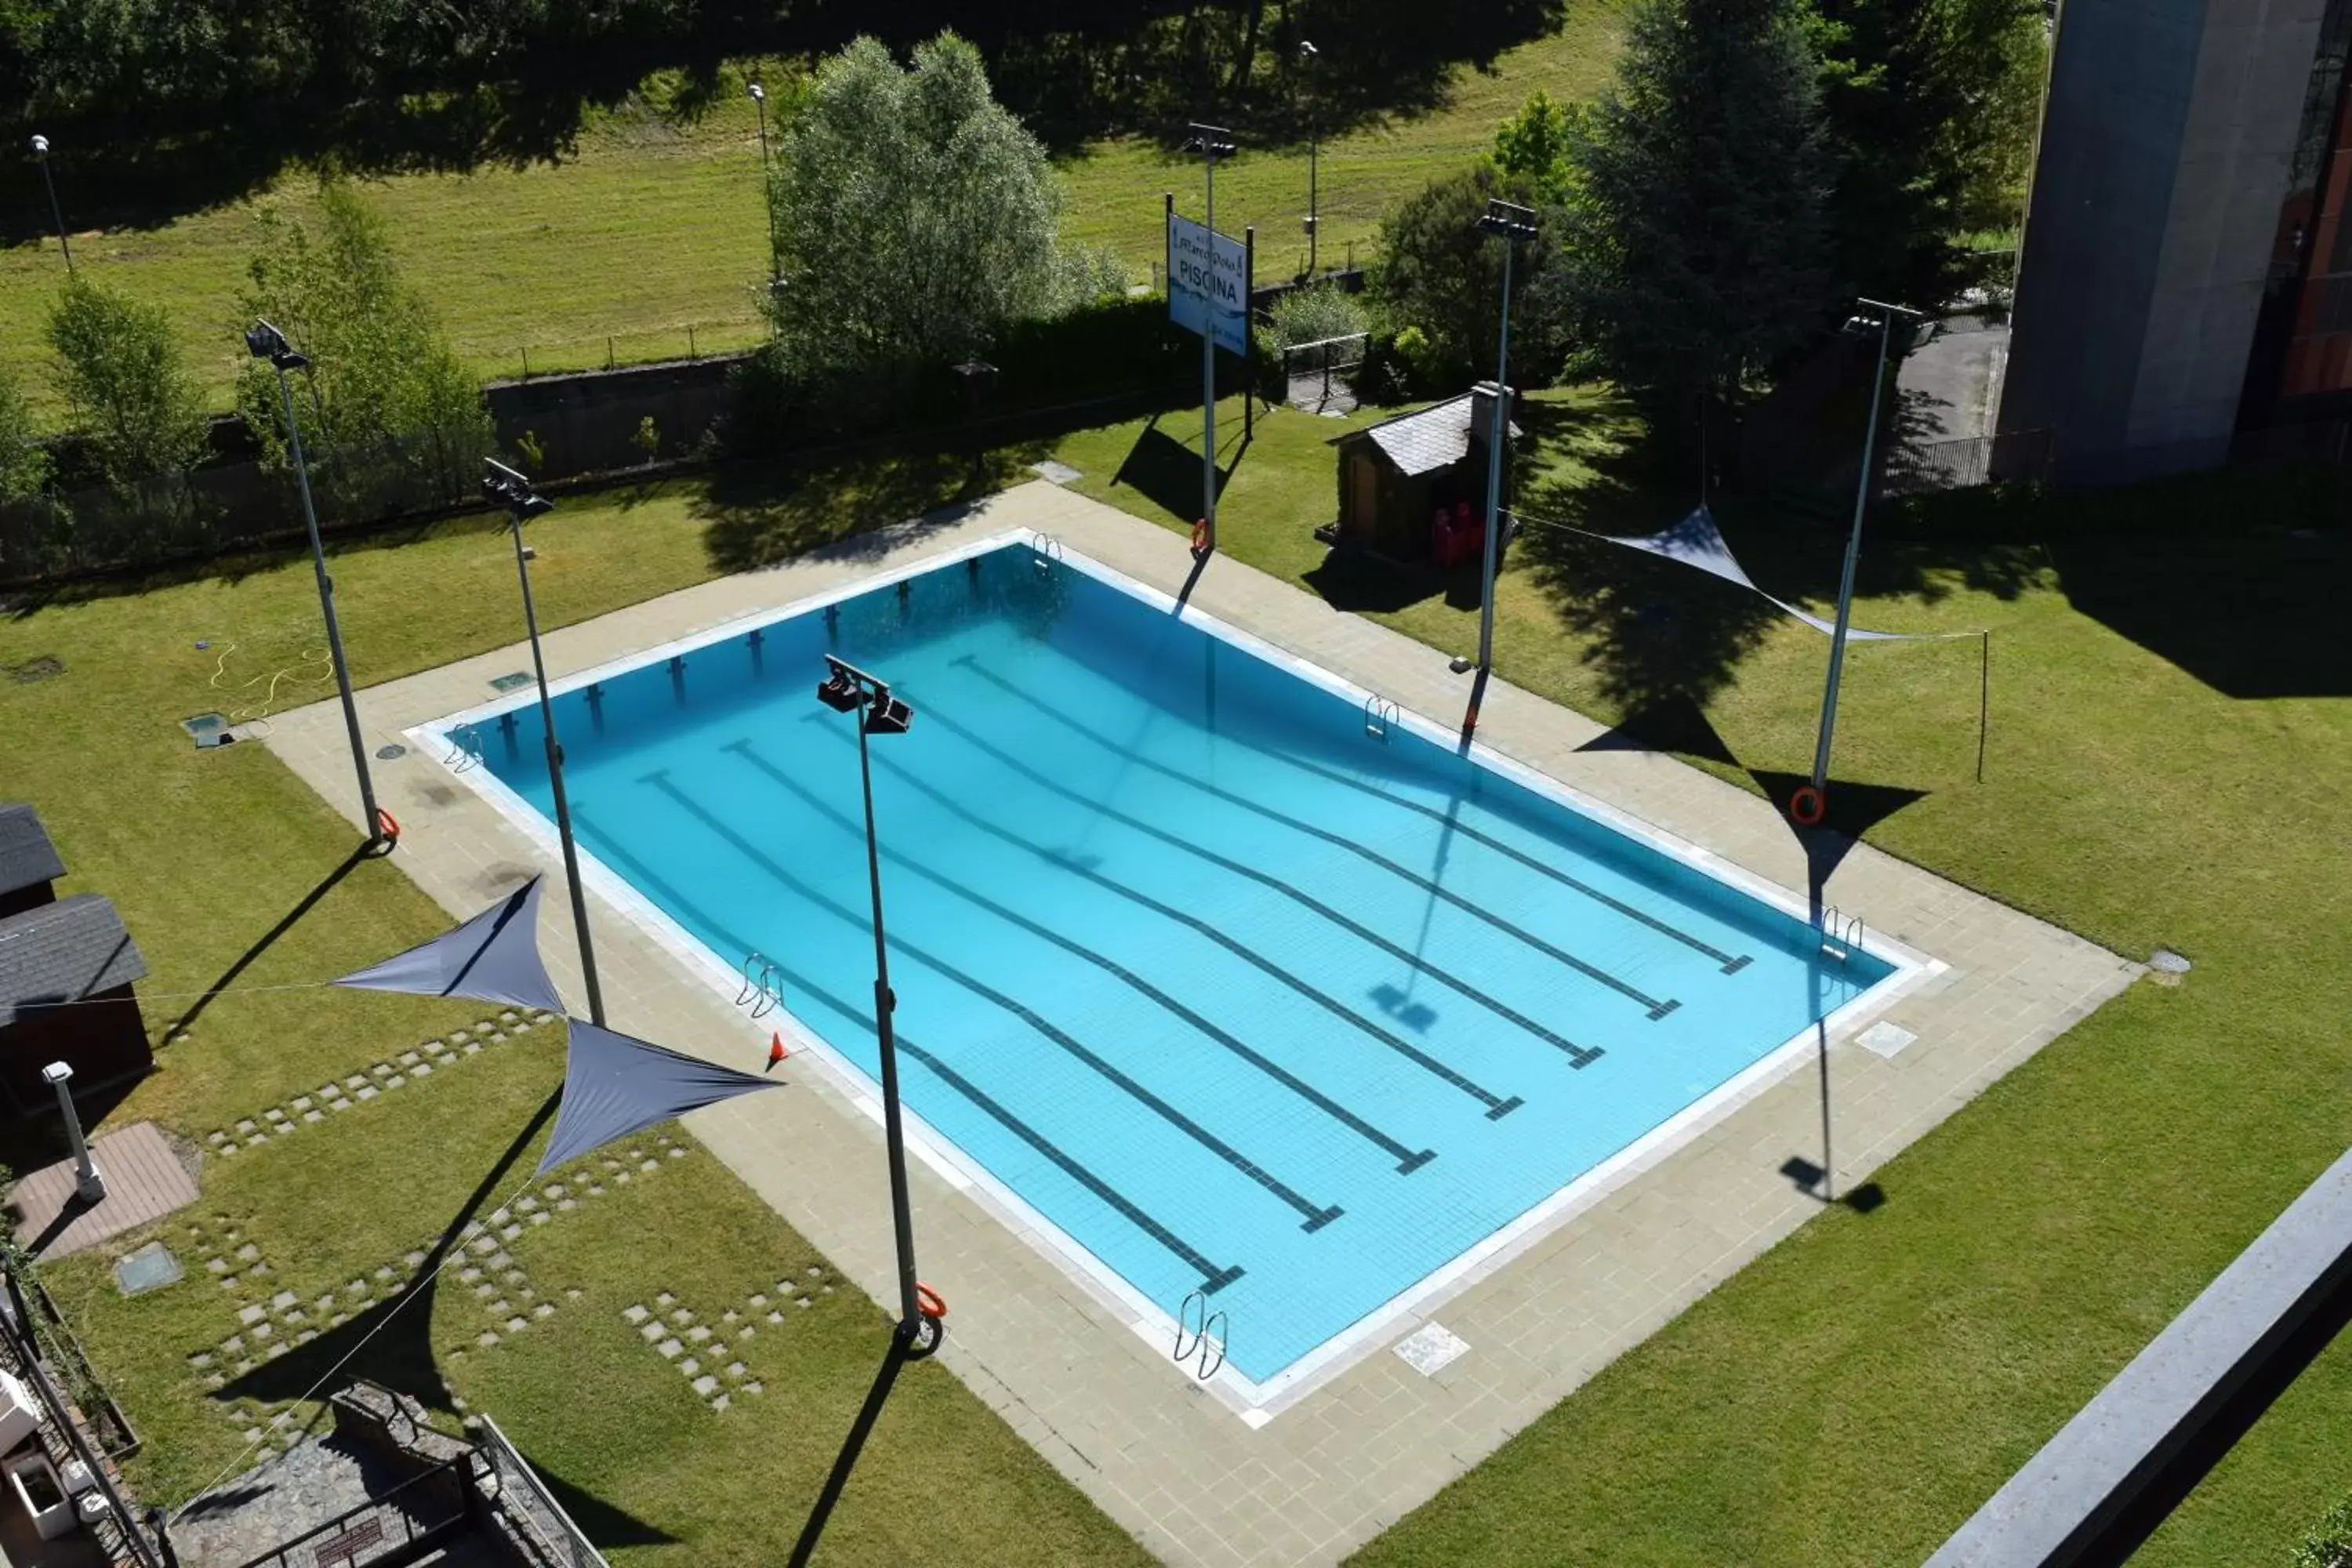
[9, 1122, 199, 1259]
[264, 483, 2136, 1566]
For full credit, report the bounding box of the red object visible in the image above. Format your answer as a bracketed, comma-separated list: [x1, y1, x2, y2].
[1788, 785, 1827, 826]
[916, 1282, 949, 1319]
[767, 1032, 789, 1069]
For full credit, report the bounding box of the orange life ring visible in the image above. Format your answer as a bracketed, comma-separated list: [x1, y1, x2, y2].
[376, 808, 401, 842]
[1190, 517, 1210, 556]
[1788, 786, 1825, 827]
[915, 1282, 949, 1320]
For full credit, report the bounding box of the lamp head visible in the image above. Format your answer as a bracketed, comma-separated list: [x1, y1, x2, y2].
[29, 134, 49, 160]
[1183, 122, 1238, 158]
[865, 691, 913, 735]
[41, 1060, 71, 1086]
[481, 457, 551, 521]
[244, 320, 309, 369]
[1475, 199, 1540, 242]
[748, 82, 766, 103]
[1298, 39, 1319, 58]
[815, 669, 862, 713]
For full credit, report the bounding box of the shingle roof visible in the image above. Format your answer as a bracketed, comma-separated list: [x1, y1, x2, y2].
[0, 802, 65, 898]
[1334, 393, 1522, 478]
[0, 895, 148, 1028]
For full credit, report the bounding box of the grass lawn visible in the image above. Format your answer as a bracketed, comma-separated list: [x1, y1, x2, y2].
[0, 5, 1630, 419]
[1041, 391, 2352, 1565]
[1, 452, 1145, 1565]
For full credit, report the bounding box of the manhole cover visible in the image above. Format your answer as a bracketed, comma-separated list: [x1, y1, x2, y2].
[376, 743, 408, 760]
[181, 712, 236, 750]
[115, 1242, 183, 1296]
[1392, 1321, 1469, 1377]
[9, 655, 64, 683]
[488, 671, 533, 692]
[2149, 949, 2191, 974]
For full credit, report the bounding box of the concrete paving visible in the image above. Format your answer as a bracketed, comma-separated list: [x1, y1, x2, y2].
[264, 483, 2137, 1566]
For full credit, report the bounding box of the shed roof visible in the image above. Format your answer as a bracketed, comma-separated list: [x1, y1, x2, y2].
[1332, 392, 1522, 478]
[0, 895, 148, 1029]
[0, 802, 65, 898]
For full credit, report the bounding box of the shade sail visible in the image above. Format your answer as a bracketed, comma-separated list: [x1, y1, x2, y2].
[1552, 505, 1936, 641]
[335, 875, 568, 1016]
[537, 1019, 781, 1175]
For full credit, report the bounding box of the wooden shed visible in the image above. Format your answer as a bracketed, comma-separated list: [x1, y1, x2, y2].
[1327, 382, 1518, 563]
[0, 803, 153, 1118]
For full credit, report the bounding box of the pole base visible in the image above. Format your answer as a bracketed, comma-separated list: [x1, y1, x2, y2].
[74, 1166, 107, 1205]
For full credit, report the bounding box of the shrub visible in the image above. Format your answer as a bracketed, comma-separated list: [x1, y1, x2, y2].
[45, 277, 209, 495]
[1269, 282, 1370, 349]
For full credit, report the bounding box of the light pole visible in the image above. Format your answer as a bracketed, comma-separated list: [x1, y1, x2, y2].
[1461, 199, 1537, 740]
[245, 321, 388, 854]
[1791, 297, 1922, 828]
[42, 1062, 104, 1204]
[28, 136, 73, 276]
[1298, 41, 1320, 278]
[482, 459, 606, 1026]
[792, 655, 942, 1568]
[748, 80, 770, 167]
[1184, 123, 1237, 557]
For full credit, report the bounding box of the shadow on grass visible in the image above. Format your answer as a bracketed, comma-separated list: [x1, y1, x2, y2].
[161, 844, 375, 1048]
[693, 445, 1052, 574]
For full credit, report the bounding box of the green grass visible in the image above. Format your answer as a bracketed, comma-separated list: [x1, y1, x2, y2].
[1040, 391, 2352, 1566]
[0, 8, 1629, 419]
[1, 453, 1146, 1564]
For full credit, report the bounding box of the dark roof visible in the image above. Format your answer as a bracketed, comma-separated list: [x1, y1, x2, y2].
[0, 802, 65, 898]
[0, 895, 148, 1029]
[1330, 391, 1523, 478]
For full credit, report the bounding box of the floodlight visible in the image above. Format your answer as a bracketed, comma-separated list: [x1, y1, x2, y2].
[29, 135, 49, 159]
[866, 691, 913, 735]
[1183, 122, 1238, 158]
[1476, 199, 1539, 242]
[245, 319, 310, 370]
[816, 671, 862, 713]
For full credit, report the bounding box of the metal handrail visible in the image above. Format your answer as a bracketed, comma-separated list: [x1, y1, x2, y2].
[228, 1454, 469, 1568]
[475, 1413, 609, 1568]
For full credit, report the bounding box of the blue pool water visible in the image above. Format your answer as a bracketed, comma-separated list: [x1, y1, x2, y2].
[462, 542, 1893, 1384]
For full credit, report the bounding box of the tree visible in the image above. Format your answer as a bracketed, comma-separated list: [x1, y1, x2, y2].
[46, 276, 210, 493]
[762, 33, 1066, 387]
[1491, 88, 1575, 203]
[234, 179, 492, 507]
[1813, 0, 2049, 304]
[1370, 162, 1569, 395]
[1561, 0, 1833, 423]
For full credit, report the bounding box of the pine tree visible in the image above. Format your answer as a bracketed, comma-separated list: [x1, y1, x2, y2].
[1562, 0, 1833, 423]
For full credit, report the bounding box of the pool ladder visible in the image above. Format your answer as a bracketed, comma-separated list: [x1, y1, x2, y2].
[1818, 907, 1865, 964]
[1172, 1290, 1229, 1381]
[1031, 532, 1065, 571]
[1363, 695, 1399, 742]
[735, 952, 785, 1019]
[444, 721, 485, 775]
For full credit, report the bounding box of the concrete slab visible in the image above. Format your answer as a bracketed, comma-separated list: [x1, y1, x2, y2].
[8, 1123, 199, 1260]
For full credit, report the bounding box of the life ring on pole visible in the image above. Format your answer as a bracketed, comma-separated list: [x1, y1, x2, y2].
[1190, 517, 1210, 557]
[1788, 786, 1826, 827]
[909, 1282, 949, 1359]
[915, 1283, 948, 1320]
[375, 808, 401, 845]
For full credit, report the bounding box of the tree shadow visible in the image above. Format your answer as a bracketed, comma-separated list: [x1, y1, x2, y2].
[692, 445, 1048, 575]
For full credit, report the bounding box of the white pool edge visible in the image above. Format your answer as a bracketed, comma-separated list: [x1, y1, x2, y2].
[409, 527, 1943, 1425]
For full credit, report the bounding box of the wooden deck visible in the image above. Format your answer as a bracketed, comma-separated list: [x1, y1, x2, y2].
[7, 1122, 198, 1259]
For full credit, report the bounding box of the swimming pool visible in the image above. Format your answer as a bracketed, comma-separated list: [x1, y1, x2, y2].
[431, 535, 1911, 1404]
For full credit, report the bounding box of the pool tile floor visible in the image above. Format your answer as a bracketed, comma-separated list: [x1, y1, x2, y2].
[267, 482, 2137, 1567]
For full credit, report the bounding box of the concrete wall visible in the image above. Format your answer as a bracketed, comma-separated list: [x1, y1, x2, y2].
[2001, 0, 2328, 483]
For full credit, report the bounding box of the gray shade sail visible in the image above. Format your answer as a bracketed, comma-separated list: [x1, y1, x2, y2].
[1555, 506, 1953, 641]
[334, 876, 568, 1016]
[537, 1020, 780, 1175]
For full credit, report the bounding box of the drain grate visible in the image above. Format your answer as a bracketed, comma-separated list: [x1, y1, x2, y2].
[488, 671, 533, 692]
[375, 743, 408, 760]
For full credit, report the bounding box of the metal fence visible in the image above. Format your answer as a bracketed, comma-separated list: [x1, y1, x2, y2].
[1879, 426, 2056, 496]
[230, 1456, 470, 1568]
[0, 1267, 164, 1568]
[475, 1414, 610, 1568]
[1279, 331, 1369, 415]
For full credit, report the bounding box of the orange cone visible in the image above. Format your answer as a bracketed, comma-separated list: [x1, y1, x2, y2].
[766, 1033, 789, 1070]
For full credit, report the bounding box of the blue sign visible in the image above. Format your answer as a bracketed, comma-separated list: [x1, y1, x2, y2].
[1168, 212, 1250, 356]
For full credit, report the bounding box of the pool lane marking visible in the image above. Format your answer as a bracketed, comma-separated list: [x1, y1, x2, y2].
[726, 739, 1428, 1178]
[806, 720, 1532, 1116]
[572, 811, 1246, 1297]
[955, 659, 1681, 1020]
[895, 704, 1603, 1073]
[643, 771, 1350, 1231]
[1209, 734, 1752, 974]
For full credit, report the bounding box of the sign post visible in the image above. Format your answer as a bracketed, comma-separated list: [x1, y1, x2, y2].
[1173, 125, 1242, 556]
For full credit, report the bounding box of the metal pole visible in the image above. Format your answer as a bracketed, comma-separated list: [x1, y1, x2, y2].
[1308, 127, 1319, 276]
[1476, 239, 1516, 676]
[35, 153, 73, 276]
[1203, 145, 1219, 554]
[510, 523, 605, 1025]
[1808, 303, 1906, 796]
[42, 1062, 103, 1203]
[1244, 225, 1256, 442]
[278, 365, 383, 849]
[858, 713, 921, 1332]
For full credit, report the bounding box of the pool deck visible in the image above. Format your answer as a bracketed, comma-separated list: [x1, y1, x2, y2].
[265, 481, 2139, 1567]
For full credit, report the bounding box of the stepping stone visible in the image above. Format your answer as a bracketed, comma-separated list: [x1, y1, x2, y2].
[504, 1317, 527, 1334]
[242, 1427, 263, 1444]
[423, 1040, 446, 1054]
[271, 1291, 297, 1312]
[239, 1305, 266, 1325]
[490, 1031, 507, 1043]
[321, 1084, 343, 1099]
[397, 1051, 421, 1067]
[328, 1100, 351, 1112]
[545, 1185, 567, 1200]
[479, 1332, 499, 1348]
[265, 1343, 288, 1360]
[806, 1266, 822, 1278]
[656, 1338, 682, 1359]
[687, 1327, 711, 1344]
[492, 1207, 513, 1226]
[679, 1358, 700, 1377]
[220, 1275, 239, 1289]
[614, 1173, 630, 1185]
[490, 1301, 511, 1317]
[206, 1258, 228, 1275]
[370, 1064, 394, 1078]
[668, 1148, 687, 1160]
[743, 1381, 763, 1396]
[767, 1312, 784, 1325]
[264, 1107, 287, 1122]
[501, 1225, 522, 1241]
[622, 1305, 651, 1324]
[207, 1131, 227, 1146]
[384, 1074, 405, 1088]
[244, 1135, 267, 1149]
[737, 1327, 753, 1341]
[533, 1304, 554, 1319]
[474, 1284, 497, 1300]
[460, 1269, 482, 1285]
[346, 1076, 368, 1089]
[566, 1290, 582, 1301]
[284, 1310, 305, 1325]
[403, 1251, 426, 1269]
[411, 1064, 433, 1078]
[463, 1042, 481, 1055]
[376, 1266, 397, 1280]
[640, 1160, 659, 1173]
[347, 1281, 369, 1296]
[500, 1011, 519, 1024]
[302, 1110, 325, 1123]
[219, 1145, 239, 1156]
[722, 1310, 739, 1323]
[469, 1239, 497, 1257]
[488, 1251, 513, 1270]
[822, 1286, 833, 1294]
[512, 1022, 532, 1035]
[235, 1120, 256, 1135]
[670, 1309, 693, 1324]
[725, 1362, 747, 1380]
[640, 1323, 665, 1343]
[315, 1295, 335, 1312]
[691, 1375, 718, 1397]
[295, 1330, 316, 1345]
[797, 1298, 811, 1309]
[516, 1197, 539, 1213]
[205, 1374, 224, 1390]
[451, 1031, 470, 1045]
[503, 1270, 526, 1287]
[331, 1315, 347, 1327]
[291, 1097, 312, 1112]
[557, 1200, 576, 1212]
[188, 1352, 212, 1369]
[749, 1294, 767, 1308]
[587, 1184, 604, 1196]
[250, 1263, 271, 1276]
[234, 1359, 255, 1375]
[713, 1394, 730, 1412]
[475, 1020, 495, 1033]
[356, 1087, 379, 1101]
[252, 1323, 273, 1340]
